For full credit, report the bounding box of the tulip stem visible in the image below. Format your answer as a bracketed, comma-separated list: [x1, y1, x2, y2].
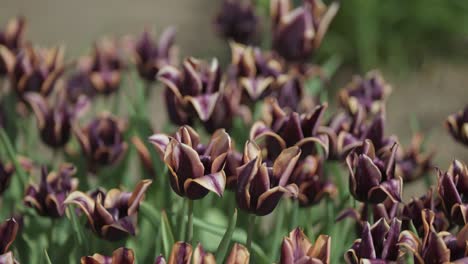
[246, 214, 256, 252]
[185, 199, 194, 244]
[289, 199, 299, 230]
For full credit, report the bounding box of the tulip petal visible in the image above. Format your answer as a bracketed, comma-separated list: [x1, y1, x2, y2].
[186, 93, 219, 122]
[184, 171, 226, 197]
[192, 243, 216, 264]
[111, 247, 135, 264]
[359, 222, 376, 260]
[272, 146, 301, 186]
[368, 177, 402, 204]
[256, 184, 298, 216]
[169, 242, 193, 264]
[148, 133, 170, 158]
[0, 219, 18, 254]
[64, 191, 96, 230]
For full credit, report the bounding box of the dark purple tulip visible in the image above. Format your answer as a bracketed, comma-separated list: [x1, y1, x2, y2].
[158, 57, 221, 124]
[24, 164, 78, 218]
[346, 139, 402, 204]
[224, 149, 243, 190]
[271, 0, 339, 63]
[10, 45, 64, 99]
[250, 98, 329, 161]
[290, 155, 337, 207]
[65, 62, 96, 103]
[0, 17, 26, 76]
[74, 113, 128, 170]
[88, 39, 123, 95]
[396, 133, 434, 182]
[345, 218, 407, 263]
[149, 126, 230, 200]
[280, 228, 331, 264]
[24, 92, 89, 149]
[133, 27, 177, 82]
[446, 105, 468, 147]
[236, 140, 300, 216]
[272, 74, 304, 112]
[402, 188, 448, 235]
[338, 71, 392, 115]
[65, 180, 152, 241]
[81, 247, 135, 264]
[438, 160, 468, 226]
[0, 218, 18, 263]
[0, 161, 14, 195]
[214, 0, 259, 45]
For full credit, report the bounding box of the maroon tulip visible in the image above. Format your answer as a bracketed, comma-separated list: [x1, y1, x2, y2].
[149, 126, 230, 200]
[345, 218, 408, 263]
[74, 113, 128, 170]
[0, 218, 19, 263]
[346, 139, 402, 204]
[214, 0, 259, 45]
[290, 155, 337, 207]
[158, 57, 221, 125]
[271, 0, 339, 62]
[25, 92, 89, 149]
[133, 27, 177, 82]
[0, 161, 14, 195]
[438, 160, 468, 226]
[10, 44, 64, 99]
[0, 17, 26, 76]
[446, 105, 468, 147]
[65, 180, 152, 241]
[24, 164, 78, 218]
[236, 140, 300, 216]
[338, 71, 392, 115]
[280, 228, 331, 264]
[88, 39, 123, 95]
[81, 247, 135, 264]
[250, 98, 329, 161]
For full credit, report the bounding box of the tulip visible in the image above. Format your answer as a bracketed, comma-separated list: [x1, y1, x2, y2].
[250, 98, 329, 161]
[65, 179, 152, 241]
[271, 0, 339, 62]
[338, 71, 392, 115]
[396, 133, 434, 182]
[192, 243, 216, 264]
[0, 161, 14, 195]
[224, 150, 243, 190]
[0, 17, 26, 76]
[156, 242, 247, 264]
[438, 160, 468, 225]
[346, 139, 402, 204]
[446, 105, 468, 147]
[290, 155, 337, 207]
[88, 39, 123, 95]
[345, 218, 408, 263]
[24, 164, 78, 218]
[65, 62, 96, 103]
[168, 242, 192, 264]
[158, 57, 222, 125]
[280, 228, 331, 264]
[149, 126, 230, 200]
[236, 140, 300, 216]
[81, 247, 135, 264]
[225, 243, 250, 264]
[10, 44, 64, 99]
[0, 218, 18, 262]
[214, 0, 259, 45]
[74, 113, 128, 171]
[133, 27, 177, 82]
[24, 92, 89, 149]
[272, 74, 304, 112]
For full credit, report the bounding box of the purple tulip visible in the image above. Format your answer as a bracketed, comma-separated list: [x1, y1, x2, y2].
[81, 247, 135, 264]
[280, 228, 331, 264]
[446, 105, 468, 147]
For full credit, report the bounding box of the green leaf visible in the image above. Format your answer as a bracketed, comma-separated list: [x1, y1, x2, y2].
[66, 206, 88, 254]
[161, 211, 175, 258]
[0, 128, 28, 188]
[44, 249, 53, 264]
[215, 209, 238, 263]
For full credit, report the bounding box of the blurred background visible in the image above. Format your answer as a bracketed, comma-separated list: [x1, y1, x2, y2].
[2, 0, 467, 193]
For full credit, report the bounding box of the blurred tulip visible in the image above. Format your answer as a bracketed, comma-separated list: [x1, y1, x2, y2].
[272, 74, 304, 112]
[74, 113, 128, 171]
[236, 140, 300, 216]
[225, 243, 250, 264]
[290, 155, 337, 207]
[65, 180, 152, 241]
[0, 17, 26, 76]
[168, 242, 192, 264]
[24, 92, 89, 148]
[438, 160, 468, 225]
[280, 228, 331, 264]
[149, 126, 230, 200]
[10, 44, 64, 99]
[346, 139, 402, 204]
[192, 243, 216, 264]
[271, 0, 339, 62]
[0, 218, 18, 262]
[88, 39, 123, 95]
[396, 133, 434, 182]
[133, 27, 177, 82]
[24, 164, 78, 218]
[0, 161, 14, 195]
[446, 105, 468, 147]
[214, 0, 259, 45]
[131, 136, 156, 176]
[81, 247, 135, 264]
[345, 218, 407, 263]
[65, 62, 96, 103]
[338, 71, 391, 115]
[250, 98, 329, 161]
[158, 57, 221, 124]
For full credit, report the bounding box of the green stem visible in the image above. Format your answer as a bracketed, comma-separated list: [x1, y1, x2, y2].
[271, 202, 285, 261]
[186, 199, 194, 244]
[178, 198, 187, 240]
[246, 214, 256, 253]
[290, 199, 299, 230]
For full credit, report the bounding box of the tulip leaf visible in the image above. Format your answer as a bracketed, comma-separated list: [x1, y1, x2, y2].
[44, 249, 53, 264]
[0, 128, 28, 189]
[215, 209, 237, 263]
[66, 206, 88, 254]
[161, 211, 175, 258]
